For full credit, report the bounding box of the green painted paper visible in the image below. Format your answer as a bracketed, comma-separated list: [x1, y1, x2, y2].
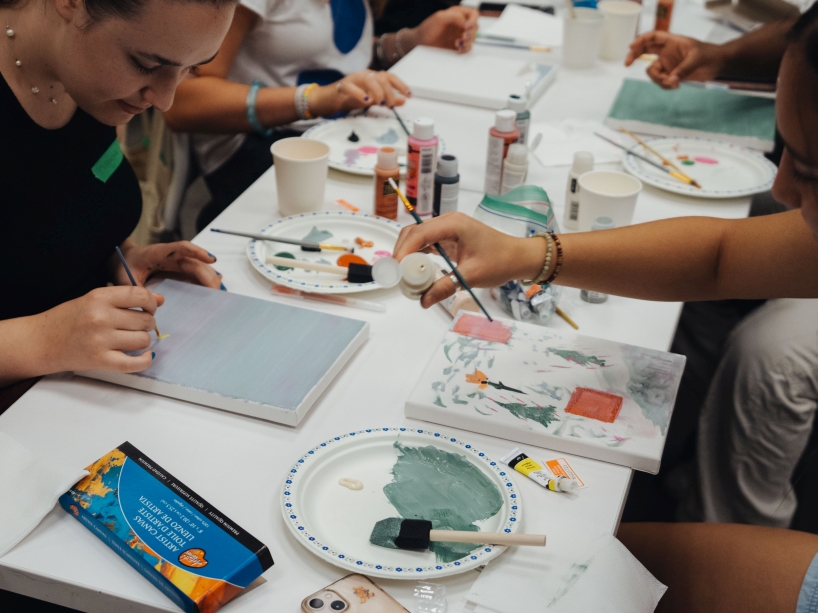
[607, 79, 776, 141]
[92, 139, 124, 183]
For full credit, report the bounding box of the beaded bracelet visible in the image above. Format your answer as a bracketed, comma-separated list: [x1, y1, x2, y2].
[294, 83, 319, 120]
[246, 80, 273, 137]
[542, 232, 564, 285]
[524, 232, 553, 285]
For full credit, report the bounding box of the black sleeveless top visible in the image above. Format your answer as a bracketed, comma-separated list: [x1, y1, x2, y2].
[0, 73, 142, 320]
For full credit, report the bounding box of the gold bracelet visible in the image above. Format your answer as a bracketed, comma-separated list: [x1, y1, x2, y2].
[523, 232, 553, 285]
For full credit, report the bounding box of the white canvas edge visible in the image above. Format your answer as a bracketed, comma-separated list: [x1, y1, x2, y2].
[405, 397, 659, 474]
[603, 117, 774, 153]
[77, 322, 370, 427]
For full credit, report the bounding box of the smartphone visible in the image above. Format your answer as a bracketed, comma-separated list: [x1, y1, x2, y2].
[301, 574, 409, 613]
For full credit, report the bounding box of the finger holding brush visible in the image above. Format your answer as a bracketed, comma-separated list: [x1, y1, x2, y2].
[393, 212, 547, 310]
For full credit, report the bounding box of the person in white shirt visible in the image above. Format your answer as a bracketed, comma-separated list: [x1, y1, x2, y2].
[164, 0, 477, 230]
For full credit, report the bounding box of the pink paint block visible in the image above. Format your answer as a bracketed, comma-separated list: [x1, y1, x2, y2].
[452, 314, 513, 344]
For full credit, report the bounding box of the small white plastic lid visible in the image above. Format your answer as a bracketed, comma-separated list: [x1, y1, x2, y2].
[377, 146, 398, 170]
[507, 94, 527, 113]
[412, 117, 435, 140]
[591, 216, 616, 231]
[494, 109, 517, 133]
[558, 478, 580, 492]
[436, 154, 458, 177]
[571, 151, 595, 174]
[506, 144, 528, 165]
[371, 257, 402, 288]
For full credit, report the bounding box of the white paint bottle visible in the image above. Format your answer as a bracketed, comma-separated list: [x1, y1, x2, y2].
[500, 144, 529, 194]
[399, 253, 436, 300]
[563, 151, 594, 230]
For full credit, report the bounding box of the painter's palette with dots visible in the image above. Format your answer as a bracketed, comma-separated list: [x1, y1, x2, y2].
[302, 115, 445, 176]
[247, 211, 401, 294]
[281, 427, 521, 580]
[623, 136, 777, 198]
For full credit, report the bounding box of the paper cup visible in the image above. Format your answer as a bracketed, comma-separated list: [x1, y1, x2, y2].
[563, 8, 605, 69]
[271, 137, 330, 217]
[598, 1, 642, 62]
[577, 171, 642, 231]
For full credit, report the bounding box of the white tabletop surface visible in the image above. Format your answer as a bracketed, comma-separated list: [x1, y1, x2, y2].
[0, 2, 758, 612]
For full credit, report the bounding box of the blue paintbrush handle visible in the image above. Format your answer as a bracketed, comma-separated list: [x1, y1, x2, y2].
[115, 246, 138, 287]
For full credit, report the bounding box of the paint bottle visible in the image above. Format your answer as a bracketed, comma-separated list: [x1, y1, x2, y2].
[563, 151, 594, 231]
[655, 0, 674, 31]
[484, 109, 520, 196]
[373, 147, 400, 220]
[506, 94, 530, 146]
[441, 291, 480, 317]
[581, 216, 615, 304]
[399, 252, 436, 300]
[500, 144, 529, 194]
[433, 154, 460, 217]
[406, 118, 438, 217]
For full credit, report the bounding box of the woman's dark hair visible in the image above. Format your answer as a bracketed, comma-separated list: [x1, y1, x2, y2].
[0, 0, 234, 22]
[789, 2, 818, 74]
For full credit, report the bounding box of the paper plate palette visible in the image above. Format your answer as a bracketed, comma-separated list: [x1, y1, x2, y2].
[281, 427, 521, 580]
[622, 136, 777, 198]
[247, 211, 401, 294]
[302, 116, 445, 176]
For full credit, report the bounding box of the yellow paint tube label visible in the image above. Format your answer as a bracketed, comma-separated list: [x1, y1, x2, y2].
[513, 457, 544, 476]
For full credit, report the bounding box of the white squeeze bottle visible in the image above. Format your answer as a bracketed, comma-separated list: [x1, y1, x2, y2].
[563, 151, 594, 230]
[484, 109, 520, 196]
[500, 144, 529, 194]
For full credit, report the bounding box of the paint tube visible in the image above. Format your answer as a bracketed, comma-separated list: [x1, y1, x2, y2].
[501, 447, 578, 493]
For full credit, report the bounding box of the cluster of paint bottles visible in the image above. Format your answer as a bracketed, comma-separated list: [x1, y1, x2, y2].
[492, 280, 559, 324]
[373, 118, 460, 220]
[484, 94, 532, 196]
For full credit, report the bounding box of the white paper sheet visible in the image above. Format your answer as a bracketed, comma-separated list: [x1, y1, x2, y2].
[480, 5, 564, 47]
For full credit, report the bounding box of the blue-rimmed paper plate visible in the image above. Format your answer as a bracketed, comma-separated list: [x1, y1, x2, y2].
[247, 211, 401, 294]
[622, 136, 777, 198]
[281, 427, 521, 580]
[302, 116, 446, 176]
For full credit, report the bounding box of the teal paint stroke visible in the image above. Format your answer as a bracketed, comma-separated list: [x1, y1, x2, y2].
[491, 400, 559, 429]
[606, 344, 686, 434]
[382, 442, 504, 563]
[302, 226, 333, 243]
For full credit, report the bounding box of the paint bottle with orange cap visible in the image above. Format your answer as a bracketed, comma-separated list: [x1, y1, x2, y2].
[374, 147, 400, 220]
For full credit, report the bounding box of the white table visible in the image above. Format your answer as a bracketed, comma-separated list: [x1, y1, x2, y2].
[0, 2, 756, 611]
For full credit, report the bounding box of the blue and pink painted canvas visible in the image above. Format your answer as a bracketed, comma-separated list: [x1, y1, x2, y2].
[80, 280, 369, 425]
[405, 313, 686, 473]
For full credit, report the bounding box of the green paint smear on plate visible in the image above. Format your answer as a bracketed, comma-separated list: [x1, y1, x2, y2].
[302, 226, 333, 243]
[382, 441, 504, 563]
[273, 251, 295, 270]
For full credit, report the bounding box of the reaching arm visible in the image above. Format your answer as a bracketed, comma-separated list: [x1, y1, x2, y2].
[625, 21, 794, 89]
[392, 210, 818, 308]
[164, 6, 409, 134]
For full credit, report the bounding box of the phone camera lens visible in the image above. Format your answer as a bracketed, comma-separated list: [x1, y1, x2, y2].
[330, 601, 347, 611]
[308, 598, 324, 609]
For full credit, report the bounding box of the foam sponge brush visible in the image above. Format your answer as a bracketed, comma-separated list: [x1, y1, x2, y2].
[369, 518, 546, 551]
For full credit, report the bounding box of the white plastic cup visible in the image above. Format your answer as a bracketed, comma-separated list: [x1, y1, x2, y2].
[563, 8, 605, 69]
[577, 170, 642, 231]
[271, 137, 330, 217]
[598, 1, 642, 62]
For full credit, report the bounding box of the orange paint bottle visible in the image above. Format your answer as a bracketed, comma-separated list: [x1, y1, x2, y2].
[655, 0, 674, 31]
[374, 147, 400, 220]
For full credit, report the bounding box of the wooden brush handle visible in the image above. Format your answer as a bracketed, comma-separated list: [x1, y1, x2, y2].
[429, 530, 546, 547]
[265, 256, 347, 275]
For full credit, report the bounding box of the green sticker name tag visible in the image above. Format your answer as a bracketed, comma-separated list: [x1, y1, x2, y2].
[92, 139, 124, 183]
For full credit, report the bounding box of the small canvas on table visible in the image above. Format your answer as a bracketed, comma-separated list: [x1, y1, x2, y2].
[389, 46, 556, 110]
[405, 313, 686, 473]
[79, 280, 368, 425]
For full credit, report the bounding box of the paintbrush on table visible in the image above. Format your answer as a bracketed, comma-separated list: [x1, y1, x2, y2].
[387, 178, 494, 322]
[594, 132, 701, 189]
[370, 518, 546, 551]
[618, 128, 701, 189]
[114, 246, 166, 339]
[265, 255, 375, 283]
[210, 228, 353, 253]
